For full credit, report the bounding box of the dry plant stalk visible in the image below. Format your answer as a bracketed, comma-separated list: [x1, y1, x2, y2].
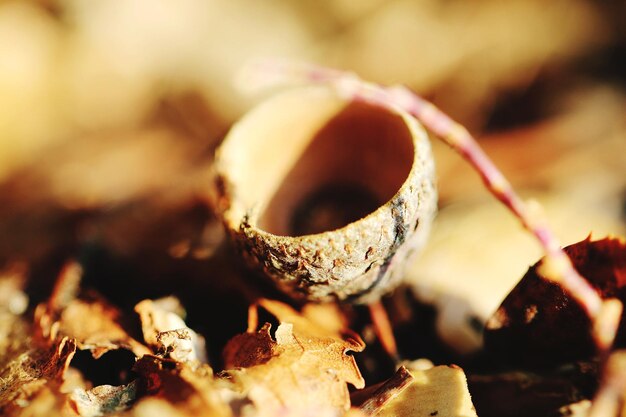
[359, 366, 414, 415]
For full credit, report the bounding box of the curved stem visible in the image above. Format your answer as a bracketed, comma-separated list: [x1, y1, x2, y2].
[239, 59, 620, 356]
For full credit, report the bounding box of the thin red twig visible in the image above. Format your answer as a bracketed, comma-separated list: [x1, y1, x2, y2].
[238, 60, 622, 356]
[369, 301, 399, 361]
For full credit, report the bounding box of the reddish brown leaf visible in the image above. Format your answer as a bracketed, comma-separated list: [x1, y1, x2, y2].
[485, 236, 626, 366]
[133, 355, 230, 417]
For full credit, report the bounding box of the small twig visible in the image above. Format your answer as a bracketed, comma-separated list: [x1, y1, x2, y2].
[369, 301, 399, 361]
[360, 366, 414, 415]
[247, 303, 259, 333]
[238, 60, 621, 356]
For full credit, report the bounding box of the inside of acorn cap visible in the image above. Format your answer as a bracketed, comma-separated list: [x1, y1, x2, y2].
[258, 100, 414, 237]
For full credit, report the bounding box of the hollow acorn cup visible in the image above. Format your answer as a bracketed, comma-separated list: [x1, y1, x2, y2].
[213, 86, 437, 303]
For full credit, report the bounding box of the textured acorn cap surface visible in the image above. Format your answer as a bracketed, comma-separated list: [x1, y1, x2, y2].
[214, 86, 437, 303]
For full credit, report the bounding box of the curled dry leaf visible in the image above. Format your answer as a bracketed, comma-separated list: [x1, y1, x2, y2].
[484, 236, 626, 366]
[0, 264, 76, 415]
[1, 261, 151, 415]
[0, 336, 76, 414]
[222, 299, 365, 416]
[68, 380, 139, 417]
[34, 262, 150, 359]
[135, 297, 207, 363]
[48, 297, 150, 359]
[133, 355, 230, 417]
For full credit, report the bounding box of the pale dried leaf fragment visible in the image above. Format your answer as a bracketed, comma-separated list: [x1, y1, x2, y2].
[135, 297, 206, 363]
[69, 380, 139, 417]
[57, 298, 150, 359]
[376, 364, 477, 417]
[222, 299, 365, 416]
[156, 329, 196, 363]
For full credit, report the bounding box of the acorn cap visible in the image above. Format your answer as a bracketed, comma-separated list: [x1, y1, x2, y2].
[214, 86, 437, 303]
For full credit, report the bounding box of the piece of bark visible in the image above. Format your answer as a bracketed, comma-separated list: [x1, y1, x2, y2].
[359, 366, 414, 415]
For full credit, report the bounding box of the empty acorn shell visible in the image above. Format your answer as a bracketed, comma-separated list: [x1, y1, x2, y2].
[213, 86, 437, 303]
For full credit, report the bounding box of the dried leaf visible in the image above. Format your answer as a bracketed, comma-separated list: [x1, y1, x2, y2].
[0, 336, 76, 414]
[0, 265, 77, 414]
[57, 298, 150, 359]
[1, 262, 150, 415]
[484, 236, 626, 366]
[69, 380, 139, 417]
[133, 355, 230, 417]
[374, 364, 477, 417]
[34, 262, 150, 359]
[135, 297, 206, 363]
[222, 299, 365, 416]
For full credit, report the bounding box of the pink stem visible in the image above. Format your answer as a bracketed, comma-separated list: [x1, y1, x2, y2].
[242, 60, 618, 353]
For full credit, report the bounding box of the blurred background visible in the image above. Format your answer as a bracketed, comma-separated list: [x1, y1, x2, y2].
[0, 0, 624, 354]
